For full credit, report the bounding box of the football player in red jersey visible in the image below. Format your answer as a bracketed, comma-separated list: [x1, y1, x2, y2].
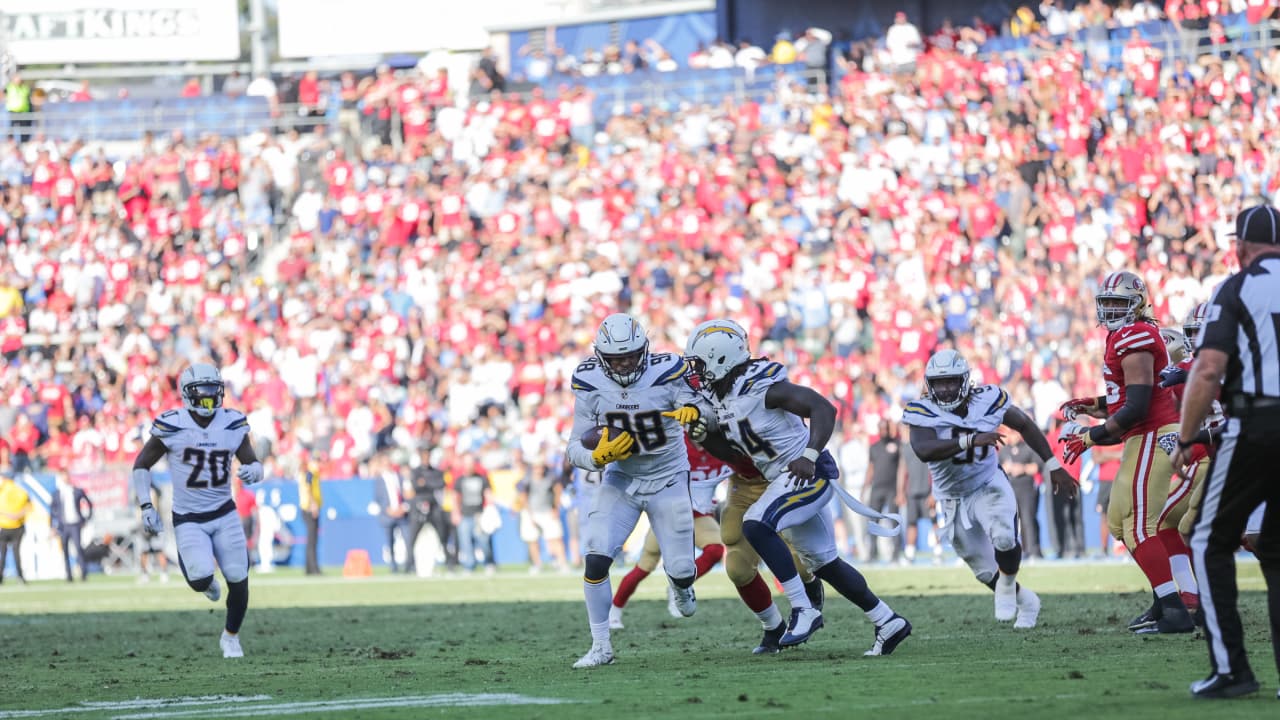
[1058, 271, 1195, 634]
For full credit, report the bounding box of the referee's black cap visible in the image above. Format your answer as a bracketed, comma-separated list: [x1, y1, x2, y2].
[1232, 204, 1280, 245]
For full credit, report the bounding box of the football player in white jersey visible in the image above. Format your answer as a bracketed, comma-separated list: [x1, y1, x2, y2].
[683, 320, 911, 656]
[131, 363, 264, 659]
[565, 313, 709, 669]
[608, 436, 729, 629]
[903, 350, 1077, 628]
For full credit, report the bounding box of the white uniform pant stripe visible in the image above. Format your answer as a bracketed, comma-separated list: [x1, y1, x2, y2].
[1190, 423, 1239, 675]
[1133, 432, 1154, 544]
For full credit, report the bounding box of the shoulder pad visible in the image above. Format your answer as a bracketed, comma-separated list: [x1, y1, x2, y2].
[901, 399, 943, 427]
[223, 409, 250, 431]
[977, 385, 1011, 417]
[738, 360, 786, 396]
[571, 356, 606, 392]
[151, 412, 184, 439]
[1111, 324, 1160, 356]
[647, 353, 689, 386]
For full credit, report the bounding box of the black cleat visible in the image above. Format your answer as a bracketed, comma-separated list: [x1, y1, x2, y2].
[1190, 672, 1260, 699]
[804, 578, 825, 613]
[1135, 605, 1195, 635]
[752, 622, 786, 655]
[1127, 595, 1161, 632]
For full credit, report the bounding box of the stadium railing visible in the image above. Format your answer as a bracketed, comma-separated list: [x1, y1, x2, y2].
[0, 96, 321, 142]
[979, 15, 1280, 67]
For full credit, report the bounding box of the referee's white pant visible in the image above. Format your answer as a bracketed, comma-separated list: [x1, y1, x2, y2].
[1190, 416, 1280, 680]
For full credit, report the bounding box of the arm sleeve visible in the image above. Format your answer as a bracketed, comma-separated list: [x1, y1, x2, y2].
[566, 394, 600, 472]
[1109, 383, 1152, 431]
[1197, 280, 1241, 355]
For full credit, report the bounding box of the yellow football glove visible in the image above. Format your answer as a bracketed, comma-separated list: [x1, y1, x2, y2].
[661, 405, 701, 425]
[592, 427, 635, 467]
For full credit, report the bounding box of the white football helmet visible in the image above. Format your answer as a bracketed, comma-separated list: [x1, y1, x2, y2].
[1095, 270, 1151, 331]
[1160, 327, 1190, 366]
[924, 349, 971, 412]
[685, 319, 751, 384]
[594, 313, 649, 387]
[180, 362, 225, 418]
[1183, 301, 1209, 346]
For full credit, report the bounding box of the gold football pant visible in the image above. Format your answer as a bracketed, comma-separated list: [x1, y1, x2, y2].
[1108, 424, 1180, 550]
[635, 514, 723, 573]
[721, 477, 814, 586]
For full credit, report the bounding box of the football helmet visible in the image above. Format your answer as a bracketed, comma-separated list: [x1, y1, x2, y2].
[594, 313, 649, 387]
[1183, 302, 1209, 346]
[180, 362, 225, 418]
[924, 349, 971, 412]
[685, 319, 751, 384]
[1160, 327, 1190, 366]
[1095, 271, 1151, 331]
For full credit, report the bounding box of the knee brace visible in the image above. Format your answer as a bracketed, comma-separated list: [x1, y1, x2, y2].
[583, 553, 613, 583]
[992, 531, 1018, 553]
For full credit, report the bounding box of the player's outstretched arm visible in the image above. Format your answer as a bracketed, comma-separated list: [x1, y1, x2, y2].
[1002, 404, 1078, 498]
[909, 424, 963, 462]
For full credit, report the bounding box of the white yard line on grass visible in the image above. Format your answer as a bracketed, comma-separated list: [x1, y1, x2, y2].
[111, 694, 579, 719]
[0, 696, 273, 719]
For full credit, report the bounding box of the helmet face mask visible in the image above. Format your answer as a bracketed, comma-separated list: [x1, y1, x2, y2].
[181, 363, 225, 418]
[596, 346, 647, 386]
[594, 313, 649, 387]
[924, 349, 971, 412]
[1095, 271, 1150, 331]
[1183, 301, 1208, 347]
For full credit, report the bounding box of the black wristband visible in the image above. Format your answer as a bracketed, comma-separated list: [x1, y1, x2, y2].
[1176, 437, 1197, 450]
[140, 502, 154, 510]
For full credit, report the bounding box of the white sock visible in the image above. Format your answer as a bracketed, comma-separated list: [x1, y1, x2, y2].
[780, 575, 812, 610]
[756, 603, 783, 629]
[1170, 554, 1198, 595]
[1153, 581, 1178, 598]
[997, 573, 1017, 589]
[584, 579, 613, 645]
[865, 600, 893, 626]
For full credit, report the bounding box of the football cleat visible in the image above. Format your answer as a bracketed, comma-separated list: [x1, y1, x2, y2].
[1013, 588, 1041, 629]
[1190, 671, 1259, 699]
[804, 578, 825, 613]
[608, 605, 624, 630]
[220, 630, 243, 658]
[1127, 596, 1160, 632]
[572, 644, 616, 669]
[779, 607, 824, 647]
[752, 622, 786, 655]
[994, 574, 1017, 622]
[666, 586, 682, 619]
[864, 614, 912, 656]
[204, 577, 222, 603]
[1136, 605, 1195, 635]
[669, 581, 696, 618]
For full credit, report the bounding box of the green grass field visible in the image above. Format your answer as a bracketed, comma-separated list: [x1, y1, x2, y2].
[1, 561, 1275, 719]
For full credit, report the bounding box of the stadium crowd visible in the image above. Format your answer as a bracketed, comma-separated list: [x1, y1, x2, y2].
[2, 6, 1279, 563]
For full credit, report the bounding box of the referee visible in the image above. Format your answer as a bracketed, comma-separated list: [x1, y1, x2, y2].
[1173, 203, 1280, 700]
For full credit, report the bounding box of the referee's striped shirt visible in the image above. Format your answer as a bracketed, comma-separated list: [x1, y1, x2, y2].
[1197, 256, 1280, 402]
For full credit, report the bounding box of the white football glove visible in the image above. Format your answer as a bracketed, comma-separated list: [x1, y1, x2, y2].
[141, 504, 163, 536]
[237, 461, 264, 485]
[1058, 421, 1087, 443]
